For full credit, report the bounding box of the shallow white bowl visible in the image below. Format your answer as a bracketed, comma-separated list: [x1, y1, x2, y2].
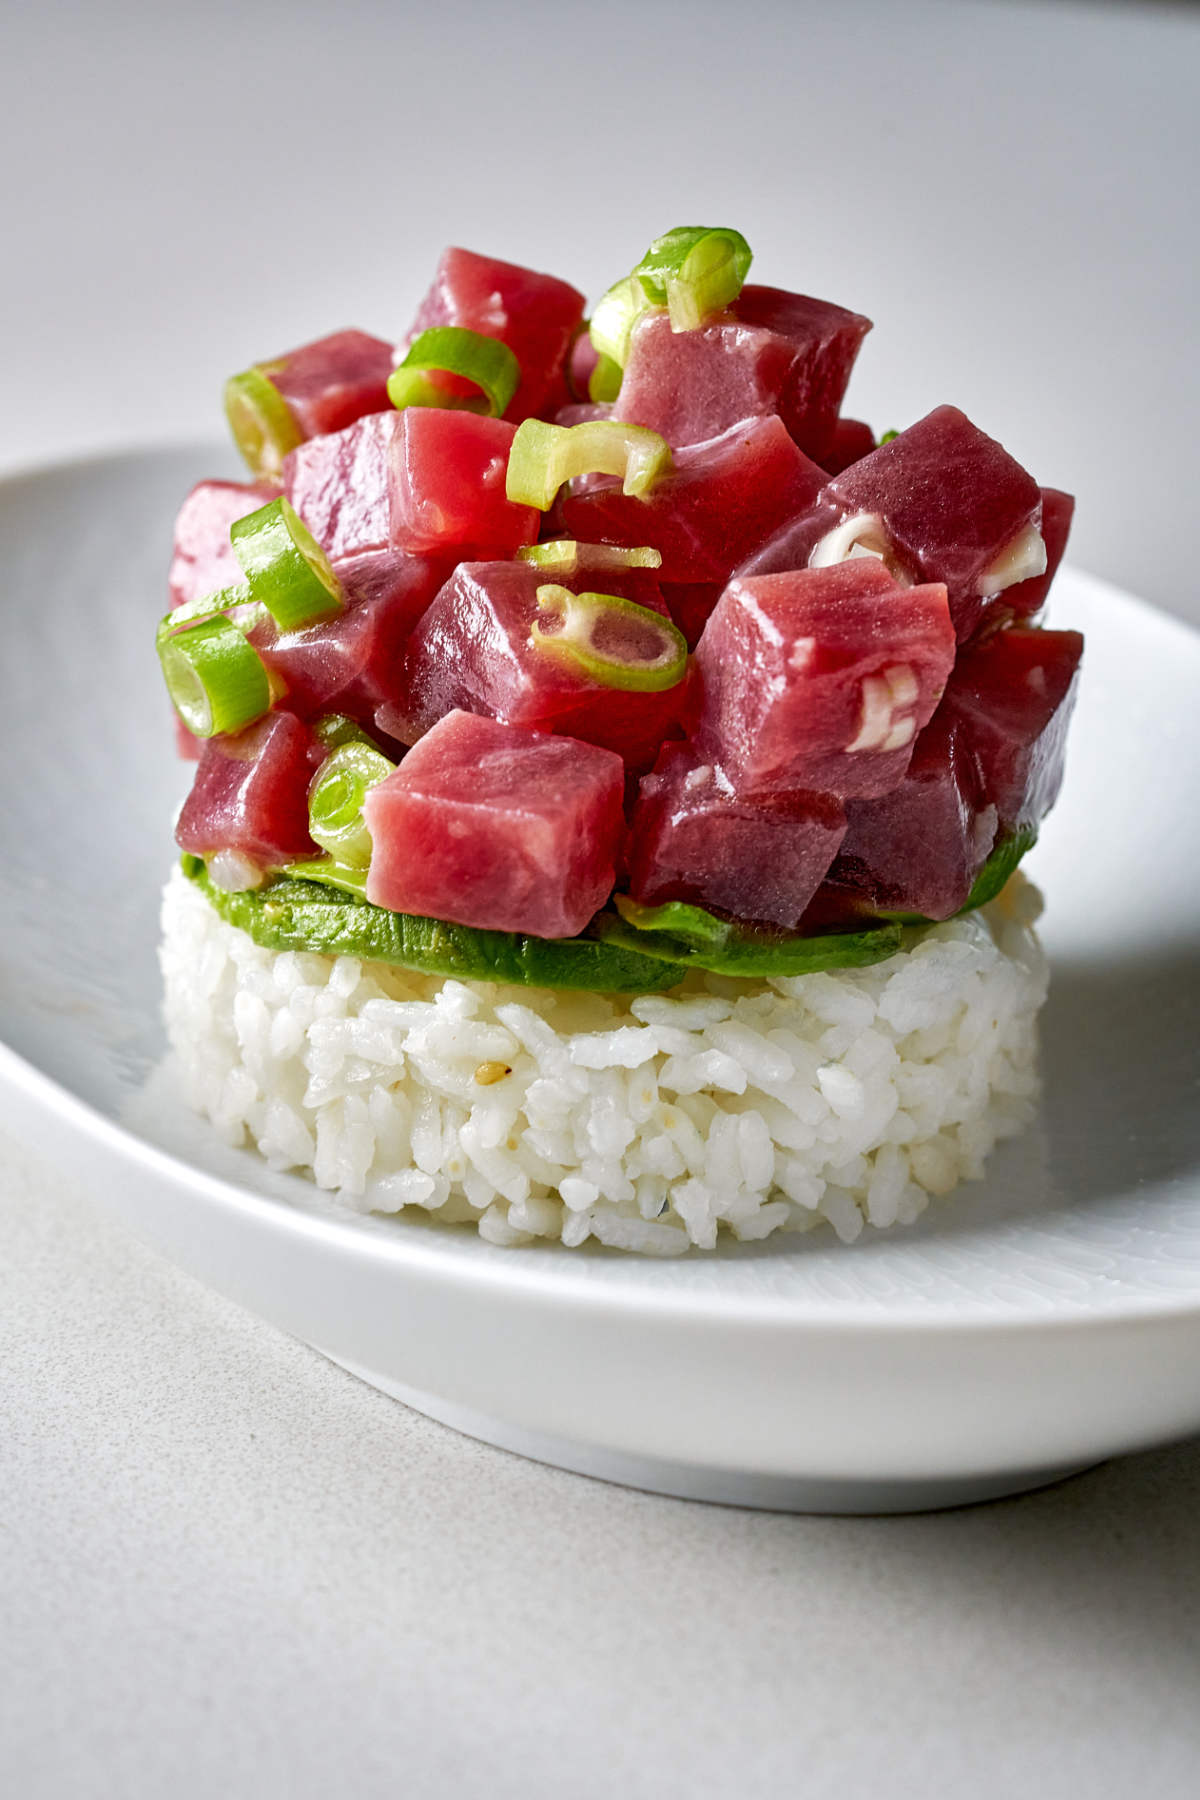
[2, 448, 1199, 1513]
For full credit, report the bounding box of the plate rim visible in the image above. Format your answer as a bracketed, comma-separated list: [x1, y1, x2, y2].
[4, 446, 1200, 1337]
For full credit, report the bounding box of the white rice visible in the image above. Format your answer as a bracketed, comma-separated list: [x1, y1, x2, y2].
[159, 865, 1048, 1255]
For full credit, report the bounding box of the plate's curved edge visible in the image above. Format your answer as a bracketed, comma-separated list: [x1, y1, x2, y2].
[2, 450, 1200, 1337]
[4, 1029, 1200, 1335]
[0, 437, 230, 490]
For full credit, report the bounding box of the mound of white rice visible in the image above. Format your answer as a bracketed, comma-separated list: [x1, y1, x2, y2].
[159, 866, 1048, 1255]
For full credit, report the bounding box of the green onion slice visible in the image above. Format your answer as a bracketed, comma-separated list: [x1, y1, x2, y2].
[223, 363, 303, 479]
[312, 712, 381, 751]
[155, 583, 258, 649]
[587, 353, 623, 404]
[230, 497, 344, 632]
[281, 857, 371, 899]
[308, 740, 396, 868]
[588, 276, 652, 372]
[506, 419, 672, 510]
[387, 326, 520, 418]
[633, 226, 753, 331]
[517, 540, 662, 575]
[530, 585, 687, 692]
[159, 614, 271, 739]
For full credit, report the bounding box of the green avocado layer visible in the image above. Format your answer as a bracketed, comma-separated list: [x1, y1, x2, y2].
[181, 828, 1033, 995]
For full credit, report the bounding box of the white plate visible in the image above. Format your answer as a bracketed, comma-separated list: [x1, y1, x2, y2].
[2, 447, 1199, 1514]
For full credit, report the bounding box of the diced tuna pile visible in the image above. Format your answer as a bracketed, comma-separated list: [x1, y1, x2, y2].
[165, 230, 1082, 947]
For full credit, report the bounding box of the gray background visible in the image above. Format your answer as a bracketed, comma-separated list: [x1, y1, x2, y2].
[3, 1, 1199, 1795]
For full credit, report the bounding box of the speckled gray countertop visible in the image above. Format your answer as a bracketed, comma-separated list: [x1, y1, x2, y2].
[3, 2, 1199, 1794]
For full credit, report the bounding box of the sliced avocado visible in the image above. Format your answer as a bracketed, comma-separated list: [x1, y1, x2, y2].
[599, 899, 903, 977]
[958, 826, 1038, 913]
[182, 856, 680, 994]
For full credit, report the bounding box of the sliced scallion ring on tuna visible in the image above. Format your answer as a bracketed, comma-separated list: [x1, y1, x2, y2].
[308, 740, 396, 868]
[155, 582, 257, 648]
[588, 275, 652, 372]
[633, 227, 753, 331]
[507, 419, 673, 510]
[159, 614, 271, 739]
[587, 353, 623, 404]
[230, 496, 344, 631]
[530, 586, 688, 692]
[312, 712, 386, 751]
[282, 856, 371, 899]
[387, 326, 520, 419]
[517, 540, 662, 574]
[223, 364, 304, 479]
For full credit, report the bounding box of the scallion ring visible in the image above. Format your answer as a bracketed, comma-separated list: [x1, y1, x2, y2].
[506, 419, 672, 510]
[588, 276, 651, 372]
[387, 326, 520, 418]
[529, 585, 688, 692]
[517, 540, 662, 575]
[231, 496, 344, 631]
[308, 740, 396, 867]
[634, 226, 753, 331]
[223, 363, 303, 478]
[159, 614, 271, 739]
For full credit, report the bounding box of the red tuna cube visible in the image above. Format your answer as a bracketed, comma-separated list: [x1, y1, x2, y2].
[611, 285, 871, 460]
[283, 412, 396, 560]
[693, 562, 956, 799]
[948, 625, 1084, 831]
[562, 416, 829, 584]
[389, 410, 539, 558]
[659, 580, 724, 650]
[175, 712, 321, 869]
[380, 561, 685, 772]
[628, 746, 846, 928]
[821, 417, 877, 476]
[401, 247, 585, 423]
[817, 405, 1044, 641]
[168, 478, 280, 610]
[364, 712, 625, 938]
[825, 710, 995, 921]
[264, 329, 395, 442]
[1003, 488, 1074, 621]
[252, 549, 450, 729]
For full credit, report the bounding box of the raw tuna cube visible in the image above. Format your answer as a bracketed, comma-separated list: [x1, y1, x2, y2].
[628, 746, 846, 928]
[693, 563, 956, 799]
[389, 410, 539, 558]
[821, 417, 877, 475]
[824, 709, 995, 921]
[660, 580, 724, 650]
[283, 412, 396, 560]
[948, 625, 1084, 831]
[175, 712, 321, 868]
[1002, 488, 1074, 620]
[817, 405, 1044, 641]
[611, 286, 871, 459]
[168, 478, 279, 610]
[733, 497, 840, 582]
[400, 247, 586, 423]
[252, 549, 450, 728]
[380, 561, 685, 772]
[554, 402, 613, 429]
[263, 330, 395, 442]
[364, 711, 624, 937]
[562, 416, 829, 583]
